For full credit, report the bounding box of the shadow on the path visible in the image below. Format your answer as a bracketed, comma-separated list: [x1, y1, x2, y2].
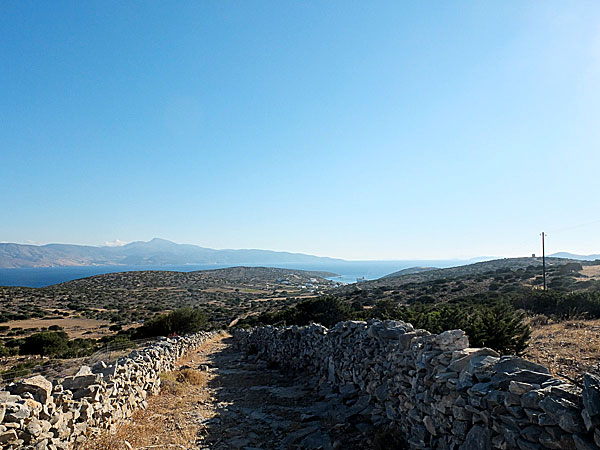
[196, 337, 379, 450]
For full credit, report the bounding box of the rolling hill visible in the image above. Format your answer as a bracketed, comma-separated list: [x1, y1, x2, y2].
[333, 256, 600, 306]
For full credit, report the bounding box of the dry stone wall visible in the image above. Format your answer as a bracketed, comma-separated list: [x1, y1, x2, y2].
[0, 331, 215, 450]
[234, 320, 600, 450]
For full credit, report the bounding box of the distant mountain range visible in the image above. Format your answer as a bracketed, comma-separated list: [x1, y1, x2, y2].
[1, 239, 597, 270]
[0, 238, 344, 268]
[549, 252, 600, 261]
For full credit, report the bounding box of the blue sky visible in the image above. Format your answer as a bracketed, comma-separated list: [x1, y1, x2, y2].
[1, 1, 600, 260]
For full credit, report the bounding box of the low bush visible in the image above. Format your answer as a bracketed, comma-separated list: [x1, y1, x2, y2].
[159, 368, 206, 395]
[528, 314, 549, 327]
[176, 368, 206, 385]
[0, 343, 10, 357]
[19, 331, 69, 357]
[511, 290, 600, 320]
[373, 299, 530, 355]
[134, 307, 208, 339]
[248, 296, 353, 328]
[19, 331, 97, 358]
[159, 372, 185, 395]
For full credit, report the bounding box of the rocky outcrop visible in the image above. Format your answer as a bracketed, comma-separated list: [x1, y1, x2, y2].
[0, 332, 215, 450]
[234, 320, 600, 449]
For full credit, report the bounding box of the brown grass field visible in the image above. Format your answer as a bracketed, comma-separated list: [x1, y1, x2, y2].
[525, 319, 600, 383]
[0, 317, 112, 339]
[577, 264, 600, 281]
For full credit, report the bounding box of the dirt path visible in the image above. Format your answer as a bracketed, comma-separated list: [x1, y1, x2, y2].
[82, 334, 375, 450]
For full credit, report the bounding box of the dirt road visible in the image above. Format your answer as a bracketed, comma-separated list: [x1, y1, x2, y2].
[82, 334, 378, 450]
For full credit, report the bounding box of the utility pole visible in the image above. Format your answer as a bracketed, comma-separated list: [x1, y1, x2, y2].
[541, 232, 546, 290]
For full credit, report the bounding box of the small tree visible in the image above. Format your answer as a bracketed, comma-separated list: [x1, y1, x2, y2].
[134, 307, 208, 338]
[20, 331, 69, 357]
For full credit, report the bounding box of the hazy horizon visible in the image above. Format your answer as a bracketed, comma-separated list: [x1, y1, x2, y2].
[2, 2, 600, 260]
[1, 237, 597, 263]
[0, 237, 487, 261]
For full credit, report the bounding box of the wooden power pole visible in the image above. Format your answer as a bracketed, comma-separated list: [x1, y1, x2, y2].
[541, 232, 546, 290]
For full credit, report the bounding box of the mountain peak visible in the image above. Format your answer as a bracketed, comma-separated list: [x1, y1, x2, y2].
[149, 237, 176, 244]
[123, 238, 178, 248]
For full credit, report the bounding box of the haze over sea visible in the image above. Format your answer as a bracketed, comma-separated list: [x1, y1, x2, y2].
[0, 260, 472, 288]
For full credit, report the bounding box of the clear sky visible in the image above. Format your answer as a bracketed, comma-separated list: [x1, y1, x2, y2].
[2, 1, 600, 260]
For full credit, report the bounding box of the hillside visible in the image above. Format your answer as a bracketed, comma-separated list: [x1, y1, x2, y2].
[379, 257, 571, 283]
[0, 238, 344, 268]
[334, 256, 600, 305]
[380, 266, 437, 278]
[0, 267, 338, 330]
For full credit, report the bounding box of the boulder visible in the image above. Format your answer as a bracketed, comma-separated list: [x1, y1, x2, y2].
[573, 433, 598, 450]
[493, 356, 550, 375]
[3, 402, 31, 421]
[448, 348, 499, 373]
[0, 429, 18, 444]
[459, 425, 491, 450]
[582, 373, 600, 418]
[436, 330, 469, 351]
[62, 374, 102, 391]
[539, 396, 585, 434]
[7, 375, 53, 405]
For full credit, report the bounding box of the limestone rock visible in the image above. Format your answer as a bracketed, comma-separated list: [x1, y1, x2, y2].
[7, 375, 53, 405]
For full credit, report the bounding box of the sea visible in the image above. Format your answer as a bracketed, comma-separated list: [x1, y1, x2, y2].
[0, 260, 468, 288]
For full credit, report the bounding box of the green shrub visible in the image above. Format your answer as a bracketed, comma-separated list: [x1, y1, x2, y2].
[59, 338, 96, 358]
[361, 298, 531, 355]
[457, 301, 530, 355]
[19, 331, 69, 357]
[511, 290, 600, 320]
[251, 296, 353, 328]
[134, 307, 207, 338]
[18, 331, 97, 358]
[0, 344, 10, 357]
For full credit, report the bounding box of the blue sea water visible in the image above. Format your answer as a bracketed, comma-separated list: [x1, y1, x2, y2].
[0, 260, 466, 288]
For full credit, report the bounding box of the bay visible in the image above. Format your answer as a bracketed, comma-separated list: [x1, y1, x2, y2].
[0, 259, 470, 288]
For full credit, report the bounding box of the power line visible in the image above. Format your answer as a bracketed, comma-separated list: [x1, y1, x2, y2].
[549, 219, 600, 234]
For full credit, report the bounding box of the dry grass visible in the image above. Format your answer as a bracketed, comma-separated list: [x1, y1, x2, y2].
[159, 369, 207, 395]
[77, 384, 207, 450]
[525, 319, 600, 383]
[578, 265, 600, 280]
[0, 317, 112, 339]
[77, 335, 224, 450]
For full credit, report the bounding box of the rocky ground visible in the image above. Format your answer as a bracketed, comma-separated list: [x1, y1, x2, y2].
[525, 319, 600, 384]
[82, 334, 382, 450]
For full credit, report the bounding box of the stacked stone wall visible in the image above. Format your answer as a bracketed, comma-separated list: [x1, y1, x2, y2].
[0, 331, 216, 450]
[234, 320, 600, 449]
